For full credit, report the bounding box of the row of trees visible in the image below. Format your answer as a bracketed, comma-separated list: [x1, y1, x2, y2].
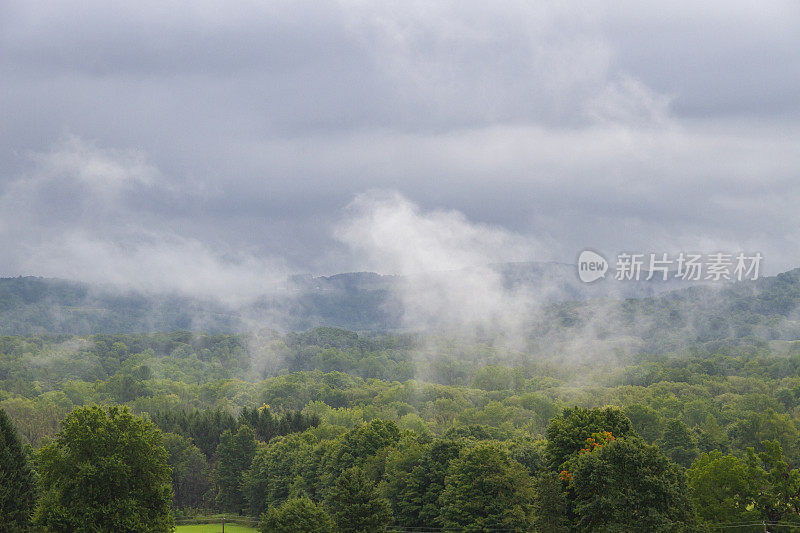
[6, 403, 800, 531]
[7, 328, 799, 402]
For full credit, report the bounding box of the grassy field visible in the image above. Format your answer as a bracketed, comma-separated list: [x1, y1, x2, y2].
[175, 524, 258, 533]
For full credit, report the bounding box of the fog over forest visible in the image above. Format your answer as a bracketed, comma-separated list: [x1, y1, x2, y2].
[1, 2, 799, 532]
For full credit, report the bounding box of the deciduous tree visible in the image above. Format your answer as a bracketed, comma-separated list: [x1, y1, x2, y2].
[438, 442, 535, 531]
[34, 405, 173, 533]
[258, 496, 333, 533]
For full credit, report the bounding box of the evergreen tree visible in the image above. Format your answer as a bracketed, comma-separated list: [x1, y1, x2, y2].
[326, 466, 392, 533]
[162, 432, 211, 509]
[215, 425, 258, 513]
[0, 408, 36, 532]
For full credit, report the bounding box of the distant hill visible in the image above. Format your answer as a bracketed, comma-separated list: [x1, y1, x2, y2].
[0, 273, 405, 335]
[0, 266, 798, 352]
[0, 277, 242, 335]
[533, 268, 800, 356]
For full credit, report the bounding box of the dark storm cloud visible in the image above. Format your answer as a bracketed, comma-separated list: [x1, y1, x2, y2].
[0, 0, 798, 292]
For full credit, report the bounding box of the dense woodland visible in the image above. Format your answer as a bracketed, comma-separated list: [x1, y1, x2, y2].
[4, 324, 800, 530]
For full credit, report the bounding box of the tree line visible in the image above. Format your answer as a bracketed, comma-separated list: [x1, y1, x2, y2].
[4, 402, 800, 531]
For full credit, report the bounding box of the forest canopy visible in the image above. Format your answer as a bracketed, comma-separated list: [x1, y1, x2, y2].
[4, 323, 800, 530]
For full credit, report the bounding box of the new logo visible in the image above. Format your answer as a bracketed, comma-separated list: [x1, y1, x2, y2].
[577, 250, 608, 283]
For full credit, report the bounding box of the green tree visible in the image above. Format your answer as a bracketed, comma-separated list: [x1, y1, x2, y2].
[438, 442, 535, 531]
[326, 466, 392, 533]
[383, 438, 462, 528]
[729, 410, 799, 461]
[471, 365, 524, 391]
[258, 496, 333, 533]
[325, 419, 400, 473]
[532, 470, 569, 533]
[570, 436, 696, 532]
[151, 408, 238, 459]
[0, 408, 36, 532]
[162, 432, 210, 509]
[623, 404, 663, 443]
[215, 425, 257, 513]
[545, 406, 635, 469]
[239, 405, 320, 443]
[690, 441, 800, 526]
[658, 418, 699, 467]
[746, 440, 800, 524]
[687, 451, 759, 525]
[518, 393, 560, 433]
[695, 415, 729, 453]
[243, 432, 319, 514]
[34, 405, 173, 533]
[104, 372, 150, 402]
[320, 419, 401, 495]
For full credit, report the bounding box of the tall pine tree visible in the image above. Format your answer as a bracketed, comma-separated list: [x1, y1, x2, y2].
[0, 408, 36, 531]
[326, 467, 392, 533]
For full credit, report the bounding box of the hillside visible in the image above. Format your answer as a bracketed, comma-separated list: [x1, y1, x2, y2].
[0, 262, 717, 336]
[1, 268, 799, 362]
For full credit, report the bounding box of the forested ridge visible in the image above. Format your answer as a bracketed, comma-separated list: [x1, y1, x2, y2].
[5, 264, 797, 338]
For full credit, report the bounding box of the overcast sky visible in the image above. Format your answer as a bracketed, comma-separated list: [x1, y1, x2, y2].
[1, 0, 799, 292]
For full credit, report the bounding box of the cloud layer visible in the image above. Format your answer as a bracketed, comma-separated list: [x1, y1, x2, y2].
[1, 0, 799, 294]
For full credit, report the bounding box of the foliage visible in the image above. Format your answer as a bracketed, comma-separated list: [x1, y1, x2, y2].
[239, 405, 320, 442]
[688, 440, 800, 526]
[0, 407, 36, 532]
[215, 426, 258, 513]
[6, 322, 800, 527]
[687, 450, 759, 525]
[243, 432, 319, 514]
[545, 406, 634, 470]
[34, 405, 173, 532]
[570, 436, 696, 532]
[746, 440, 800, 524]
[258, 496, 333, 533]
[438, 442, 536, 531]
[162, 432, 211, 509]
[658, 418, 699, 467]
[383, 437, 462, 528]
[325, 466, 392, 533]
[532, 470, 569, 532]
[320, 418, 401, 490]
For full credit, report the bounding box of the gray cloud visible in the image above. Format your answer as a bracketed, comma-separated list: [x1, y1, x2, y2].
[1, 0, 798, 290]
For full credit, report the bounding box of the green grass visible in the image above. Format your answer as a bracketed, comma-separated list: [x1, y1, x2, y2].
[175, 524, 258, 533]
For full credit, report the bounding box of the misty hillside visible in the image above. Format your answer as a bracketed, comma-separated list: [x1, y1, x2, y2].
[0, 262, 703, 335]
[1, 267, 799, 356]
[535, 268, 800, 357]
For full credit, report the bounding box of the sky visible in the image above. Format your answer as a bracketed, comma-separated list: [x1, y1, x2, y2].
[1, 0, 799, 296]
